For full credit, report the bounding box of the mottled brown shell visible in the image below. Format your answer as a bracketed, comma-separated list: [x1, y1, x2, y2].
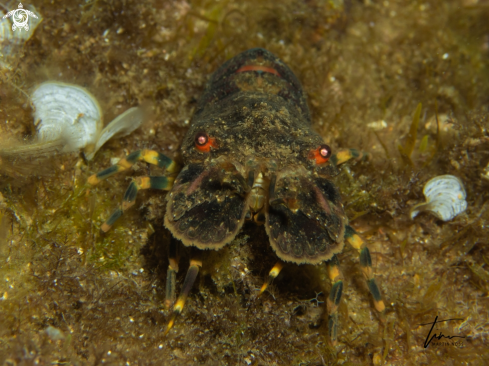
[164, 48, 347, 264]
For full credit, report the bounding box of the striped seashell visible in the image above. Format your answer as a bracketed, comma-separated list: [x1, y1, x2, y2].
[31, 82, 144, 160]
[410, 175, 467, 221]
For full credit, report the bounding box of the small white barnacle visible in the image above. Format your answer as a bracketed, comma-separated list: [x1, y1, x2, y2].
[410, 175, 467, 221]
[367, 120, 388, 131]
[31, 82, 144, 160]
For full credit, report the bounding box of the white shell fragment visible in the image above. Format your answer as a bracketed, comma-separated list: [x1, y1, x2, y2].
[367, 120, 387, 131]
[31, 82, 144, 160]
[410, 175, 467, 221]
[87, 106, 144, 160]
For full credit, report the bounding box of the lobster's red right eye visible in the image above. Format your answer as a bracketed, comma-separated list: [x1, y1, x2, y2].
[194, 132, 217, 152]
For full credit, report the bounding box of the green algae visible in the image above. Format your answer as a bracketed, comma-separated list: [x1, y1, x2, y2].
[398, 103, 422, 167]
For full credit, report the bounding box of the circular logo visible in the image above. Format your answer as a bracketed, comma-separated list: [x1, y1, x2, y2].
[2, 3, 38, 32]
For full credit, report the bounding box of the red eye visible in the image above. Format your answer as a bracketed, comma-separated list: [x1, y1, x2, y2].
[194, 132, 218, 152]
[308, 144, 332, 165]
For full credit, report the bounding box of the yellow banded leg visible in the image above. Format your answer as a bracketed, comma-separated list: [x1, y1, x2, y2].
[258, 261, 284, 297]
[88, 149, 179, 185]
[331, 149, 369, 166]
[326, 255, 343, 344]
[164, 251, 203, 336]
[165, 237, 180, 309]
[344, 225, 385, 312]
[100, 176, 174, 233]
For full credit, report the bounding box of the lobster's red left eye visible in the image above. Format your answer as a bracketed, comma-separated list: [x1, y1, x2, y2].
[194, 132, 218, 152]
[308, 144, 332, 165]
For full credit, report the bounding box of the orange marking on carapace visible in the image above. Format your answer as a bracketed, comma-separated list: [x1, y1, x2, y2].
[308, 148, 329, 165]
[236, 65, 281, 77]
[195, 137, 218, 153]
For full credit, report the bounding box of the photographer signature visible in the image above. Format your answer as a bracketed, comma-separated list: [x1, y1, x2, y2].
[418, 316, 466, 348]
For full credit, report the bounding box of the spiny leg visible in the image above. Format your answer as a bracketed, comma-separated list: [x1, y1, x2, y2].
[87, 149, 178, 186]
[345, 225, 385, 313]
[164, 249, 203, 336]
[326, 255, 343, 344]
[101, 176, 174, 233]
[165, 237, 180, 309]
[257, 260, 284, 297]
[331, 148, 369, 166]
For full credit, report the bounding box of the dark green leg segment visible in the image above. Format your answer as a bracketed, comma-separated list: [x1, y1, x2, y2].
[331, 148, 368, 166]
[149, 176, 172, 189]
[344, 224, 356, 239]
[176, 265, 199, 307]
[329, 280, 343, 306]
[126, 150, 143, 163]
[349, 148, 361, 159]
[344, 225, 386, 313]
[94, 165, 120, 181]
[123, 181, 138, 203]
[326, 254, 344, 345]
[88, 149, 178, 186]
[164, 249, 203, 335]
[360, 247, 372, 268]
[328, 313, 339, 342]
[127, 149, 175, 168]
[107, 209, 122, 225]
[165, 237, 180, 309]
[100, 175, 174, 233]
[166, 270, 177, 304]
[359, 247, 384, 308]
[152, 152, 174, 168]
[122, 176, 173, 211]
[367, 279, 383, 302]
[100, 209, 122, 233]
